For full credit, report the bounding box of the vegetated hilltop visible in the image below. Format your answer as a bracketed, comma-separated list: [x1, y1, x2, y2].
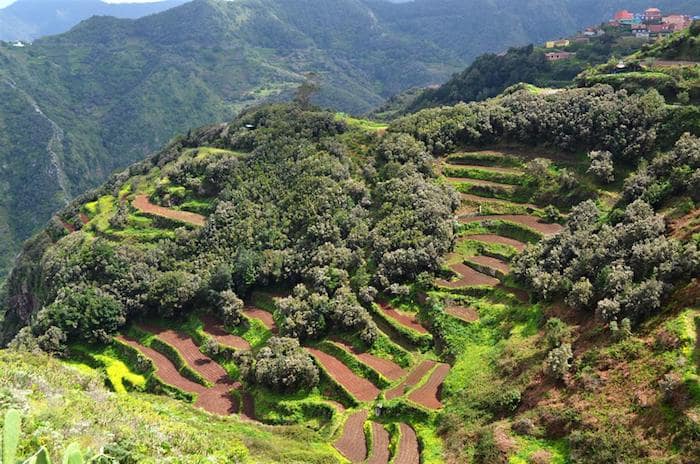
[375, 17, 700, 119]
[0, 0, 616, 279]
[577, 22, 700, 106]
[0, 0, 188, 41]
[1, 73, 698, 462]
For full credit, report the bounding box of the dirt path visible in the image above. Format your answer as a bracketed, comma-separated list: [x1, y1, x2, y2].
[200, 314, 251, 350]
[470, 255, 510, 275]
[445, 305, 479, 323]
[243, 306, 277, 332]
[386, 360, 436, 400]
[367, 422, 390, 464]
[332, 340, 406, 381]
[307, 348, 380, 402]
[241, 392, 256, 421]
[133, 195, 206, 226]
[334, 410, 368, 462]
[378, 302, 429, 334]
[408, 363, 450, 409]
[436, 263, 500, 288]
[459, 214, 562, 236]
[395, 423, 420, 464]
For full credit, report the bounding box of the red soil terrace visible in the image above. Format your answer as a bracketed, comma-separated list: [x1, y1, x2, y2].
[459, 214, 562, 236]
[408, 363, 450, 409]
[367, 422, 390, 464]
[385, 360, 436, 400]
[133, 194, 206, 226]
[334, 410, 368, 462]
[332, 340, 406, 381]
[307, 348, 380, 402]
[378, 302, 428, 334]
[395, 423, 420, 464]
[200, 314, 251, 350]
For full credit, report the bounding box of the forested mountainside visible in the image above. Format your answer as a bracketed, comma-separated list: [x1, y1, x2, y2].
[1, 0, 699, 281]
[1, 67, 698, 462]
[0, 0, 188, 41]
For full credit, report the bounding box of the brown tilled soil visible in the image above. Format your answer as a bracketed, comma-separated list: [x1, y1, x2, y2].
[669, 208, 700, 241]
[386, 360, 436, 400]
[140, 325, 232, 385]
[470, 255, 511, 274]
[459, 214, 563, 236]
[395, 423, 420, 464]
[436, 263, 500, 288]
[135, 327, 242, 415]
[379, 302, 428, 334]
[59, 219, 75, 233]
[466, 233, 526, 252]
[200, 314, 251, 350]
[118, 335, 239, 415]
[445, 305, 479, 323]
[334, 410, 368, 462]
[367, 422, 390, 464]
[332, 340, 406, 381]
[243, 306, 277, 332]
[133, 194, 206, 226]
[78, 213, 90, 225]
[408, 363, 450, 409]
[117, 335, 206, 394]
[307, 348, 380, 402]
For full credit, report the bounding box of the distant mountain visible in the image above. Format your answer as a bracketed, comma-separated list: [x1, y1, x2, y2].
[1, 0, 699, 277]
[0, 0, 188, 41]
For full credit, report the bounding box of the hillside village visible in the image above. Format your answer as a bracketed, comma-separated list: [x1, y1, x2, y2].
[545, 6, 699, 61]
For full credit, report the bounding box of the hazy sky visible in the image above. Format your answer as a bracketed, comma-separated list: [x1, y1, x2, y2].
[0, 0, 168, 7]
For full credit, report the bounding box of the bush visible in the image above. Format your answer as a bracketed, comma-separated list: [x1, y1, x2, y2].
[587, 150, 615, 183]
[240, 337, 319, 393]
[545, 343, 573, 380]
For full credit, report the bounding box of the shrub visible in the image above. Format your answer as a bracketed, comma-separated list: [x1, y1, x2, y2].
[240, 337, 319, 393]
[587, 150, 615, 183]
[545, 343, 573, 380]
[544, 318, 572, 349]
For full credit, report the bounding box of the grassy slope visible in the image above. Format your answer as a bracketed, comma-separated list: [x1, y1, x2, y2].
[0, 350, 344, 463]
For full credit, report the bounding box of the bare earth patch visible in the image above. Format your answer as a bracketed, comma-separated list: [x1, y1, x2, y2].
[332, 340, 406, 381]
[445, 305, 479, 323]
[459, 214, 562, 236]
[132, 194, 206, 226]
[368, 421, 390, 464]
[243, 306, 277, 333]
[307, 348, 380, 402]
[408, 363, 450, 409]
[436, 263, 499, 288]
[386, 360, 436, 400]
[200, 314, 251, 350]
[395, 423, 420, 464]
[334, 410, 368, 462]
[379, 302, 429, 334]
[470, 255, 511, 274]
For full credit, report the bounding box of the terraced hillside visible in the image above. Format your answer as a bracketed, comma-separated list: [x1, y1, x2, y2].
[2, 83, 698, 462]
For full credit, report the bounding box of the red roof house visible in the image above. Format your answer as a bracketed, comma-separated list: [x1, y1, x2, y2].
[614, 10, 634, 21]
